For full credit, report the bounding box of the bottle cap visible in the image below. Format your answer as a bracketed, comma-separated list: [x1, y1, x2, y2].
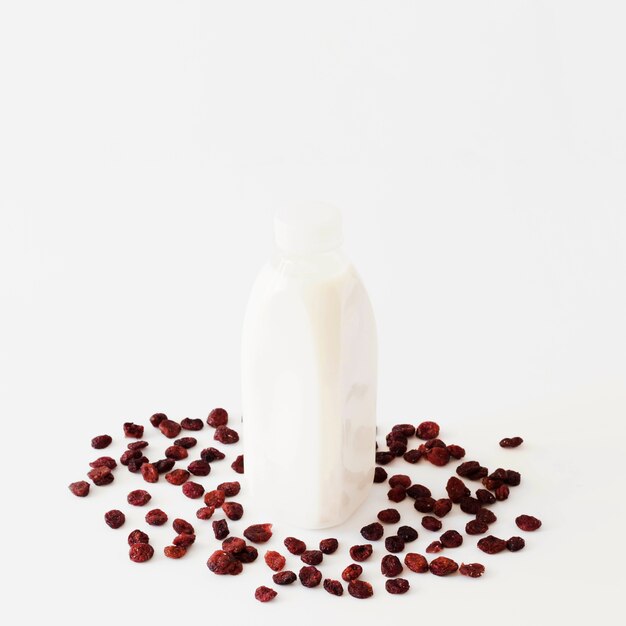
[274, 202, 343, 254]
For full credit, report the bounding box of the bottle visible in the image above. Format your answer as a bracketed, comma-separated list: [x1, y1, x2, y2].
[241, 202, 377, 528]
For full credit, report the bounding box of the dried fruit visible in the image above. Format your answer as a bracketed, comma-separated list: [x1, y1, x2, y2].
[397, 525, 418, 542]
[341, 563, 363, 581]
[200, 447, 225, 462]
[158, 419, 182, 439]
[476, 489, 496, 505]
[145, 509, 168, 526]
[173, 533, 196, 548]
[235, 545, 258, 563]
[207, 407, 229, 428]
[416, 420, 439, 440]
[406, 484, 431, 499]
[265, 550, 286, 571]
[387, 432, 407, 447]
[181, 417, 203, 431]
[323, 579, 344, 596]
[375, 451, 394, 465]
[127, 440, 149, 450]
[69, 481, 90, 497]
[413, 497, 436, 513]
[173, 518, 194, 534]
[149, 412, 167, 427]
[456, 461, 488, 480]
[129, 543, 154, 563]
[299, 565, 322, 587]
[361, 522, 384, 541]
[392, 423, 415, 437]
[459, 562, 485, 578]
[465, 520, 489, 535]
[187, 460, 211, 476]
[386, 578, 410, 594]
[217, 481, 241, 497]
[421, 516, 442, 532]
[222, 536, 246, 554]
[426, 541, 443, 554]
[207, 550, 241, 575]
[231, 454, 244, 474]
[459, 496, 481, 515]
[404, 553, 428, 573]
[87, 466, 114, 486]
[505, 469, 521, 486]
[349, 544, 373, 562]
[447, 444, 466, 459]
[385, 535, 405, 553]
[273, 571, 297, 585]
[127, 489, 151, 506]
[174, 436, 197, 449]
[104, 509, 125, 529]
[165, 469, 190, 485]
[403, 449, 422, 463]
[506, 536, 526, 551]
[212, 519, 229, 540]
[222, 502, 243, 520]
[500, 436, 523, 448]
[154, 458, 175, 474]
[429, 556, 458, 576]
[196, 506, 215, 520]
[164, 545, 187, 559]
[446, 476, 470, 503]
[301, 550, 323, 565]
[387, 486, 406, 502]
[476, 508, 497, 525]
[127, 455, 149, 473]
[388, 474, 412, 489]
[516, 515, 542, 531]
[284, 537, 307, 555]
[388, 440, 407, 456]
[128, 529, 149, 545]
[164, 445, 187, 461]
[477, 535, 507, 554]
[214, 425, 239, 444]
[494, 484, 509, 501]
[89, 456, 117, 469]
[123, 422, 144, 438]
[433, 498, 453, 518]
[426, 446, 450, 466]
[244, 523, 273, 543]
[91, 434, 112, 449]
[381, 554, 403, 577]
[204, 489, 226, 508]
[254, 586, 277, 603]
[320, 538, 339, 554]
[347, 579, 373, 599]
[440, 530, 463, 548]
[182, 482, 205, 499]
[377, 509, 401, 524]
[374, 467, 388, 482]
[141, 463, 159, 483]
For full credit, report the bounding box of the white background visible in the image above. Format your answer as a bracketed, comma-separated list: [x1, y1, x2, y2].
[1, 1, 625, 625]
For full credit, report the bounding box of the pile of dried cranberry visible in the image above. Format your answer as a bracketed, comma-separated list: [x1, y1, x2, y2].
[69, 415, 542, 603]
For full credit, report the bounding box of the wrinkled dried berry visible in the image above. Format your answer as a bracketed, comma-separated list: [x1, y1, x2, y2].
[500, 436, 523, 448]
[284, 537, 307, 555]
[323, 579, 344, 596]
[222, 502, 243, 520]
[403, 449, 423, 463]
[407, 484, 431, 499]
[123, 422, 144, 438]
[495, 484, 510, 501]
[149, 412, 167, 427]
[413, 497, 436, 513]
[91, 434, 112, 449]
[128, 529, 149, 545]
[424, 438, 446, 449]
[426, 446, 450, 466]
[173, 518, 194, 534]
[349, 544, 373, 562]
[516, 515, 542, 531]
[127, 455, 149, 473]
[426, 541, 443, 554]
[90, 456, 117, 469]
[187, 460, 211, 476]
[505, 469, 521, 486]
[341, 563, 363, 581]
[446, 476, 470, 503]
[385, 535, 405, 553]
[392, 423, 415, 437]
[207, 550, 241, 575]
[301, 550, 323, 565]
[145, 508, 168, 526]
[273, 570, 297, 585]
[416, 420, 439, 440]
[299, 565, 322, 587]
[104, 509, 125, 529]
[235, 545, 258, 563]
[207, 407, 229, 428]
[433, 498, 453, 518]
[127, 489, 151, 506]
[264, 550, 286, 571]
[440, 530, 463, 548]
[476, 508, 497, 525]
[173, 533, 196, 548]
[181, 417, 203, 431]
[374, 467, 388, 482]
[459, 562, 485, 578]
[196, 506, 215, 520]
[375, 451, 394, 465]
[129, 542, 153, 563]
[388, 474, 411, 489]
[387, 432, 407, 447]
[422, 516, 442, 532]
[348, 579, 373, 599]
[204, 489, 226, 508]
[141, 463, 159, 483]
[378, 509, 401, 524]
[465, 519, 489, 535]
[212, 519, 229, 540]
[388, 440, 407, 456]
[87, 466, 114, 486]
[217, 481, 241, 497]
[214, 425, 239, 444]
[397, 525, 418, 542]
[429, 556, 458, 576]
[254, 586, 277, 603]
[201, 447, 225, 463]
[244, 523, 273, 543]
[386, 578, 410, 594]
[154, 458, 175, 474]
[164, 445, 187, 461]
[174, 436, 197, 449]
[222, 536, 246, 554]
[165, 469, 190, 485]
[482, 477, 503, 491]
[127, 440, 148, 450]
[381, 554, 403, 577]
[507, 536, 526, 551]
[182, 481, 204, 499]
[459, 496, 481, 515]
[320, 538, 339, 554]
[387, 486, 406, 502]
[361, 522, 384, 541]
[231, 454, 244, 474]
[69, 481, 90, 497]
[457, 461, 488, 480]
[476, 489, 496, 505]
[477, 535, 507, 554]
[159, 419, 181, 439]
[447, 444, 466, 459]
[164, 545, 187, 559]
[404, 553, 428, 573]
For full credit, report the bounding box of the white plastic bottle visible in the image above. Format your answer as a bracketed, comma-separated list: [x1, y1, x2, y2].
[241, 203, 377, 529]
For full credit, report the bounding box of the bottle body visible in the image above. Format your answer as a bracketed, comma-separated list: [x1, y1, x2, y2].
[242, 250, 377, 528]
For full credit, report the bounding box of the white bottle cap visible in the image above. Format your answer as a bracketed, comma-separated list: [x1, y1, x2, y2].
[274, 202, 343, 255]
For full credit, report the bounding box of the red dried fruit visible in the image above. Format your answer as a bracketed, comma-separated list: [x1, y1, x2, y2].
[145, 508, 168, 526]
[500, 436, 523, 448]
[505, 469, 521, 486]
[173, 518, 194, 534]
[348, 579, 373, 599]
[181, 417, 203, 431]
[235, 545, 258, 563]
[388, 474, 412, 489]
[217, 481, 241, 497]
[222, 502, 244, 520]
[174, 436, 197, 449]
[164, 545, 187, 559]
[207, 550, 240, 575]
[91, 434, 112, 449]
[392, 423, 415, 437]
[374, 467, 388, 482]
[154, 458, 175, 474]
[69, 481, 90, 497]
[214, 425, 239, 444]
[397, 525, 418, 542]
[104, 509, 125, 529]
[90, 456, 117, 469]
[416, 420, 440, 440]
[459, 496, 481, 515]
[459, 562, 485, 578]
[254, 586, 277, 603]
[361, 522, 384, 541]
[299, 565, 322, 588]
[378, 508, 401, 524]
[297, 550, 321, 566]
[389, 440, 407, 456]
[129, 543, 154, 563]
[212, 519, 229, 540]
[385, 535, 405, 553]
[413, 497, 436, 513]
[407, 484, 431, 499]
[120, 448, 142, 466]
[433, 498, 453, 518]
[204, 490, 226, 508]
[429, 556, 458, 576]
[404, 553, 428, 573]
[516, 515, 542, 531]
[284, 537, 307, 555]
[273, 571, 297, 585]
[320, 538, 339, 554]
[507, 536, 526, 551]
[375, 451, 394, 465]
[495, 484, 510, 501]
[127, 455, 149, 473]
[476, 489, 496, 505]
[482, 477, 502, 491]
[381, 554, 403, 577]
[123, 422, 144, 438]
[182, 481, 204, 499]
[457, 461, 488, 480]
[465, 519, 489, 535]
[244, 523, 273, 543]
[424, 438, 446, 449]
[350, 544, 373, 562]
[446, 476, 470, 503]
[477, 535, 507, 554]
[264, 550, 286, 571]
[128, 529, 149, 545]
[196, 506, 215, 520]
[187, 460, 211, 477]
[141, 463, 159, 483]
[165, 469, 190, 485]
[164, 445, 187, 461]
[447, 444, 466, 459]
[127, 489, 151, 506]
[231, 454, 244, 474]
[149, 412, 167, 427]
[222, 536, 246, 554]
[476, 508, 497, 525]
[173, 533, 196, 548]
[207, 407, 229, 428]
[422, 516, 442, 532]
[342, 563, 363, 581]
[323, 579, 344, 596]
[440, 530, 463, 548]
[159, 419, 182, 439]
[387, 432, 407, 447]
[200, 447, 225, 462]
[386, 578, 410, 594]
[403, 449, 423, 463]
[128, 441, 149, 452]
[387, 486, 406, 502]
[426, 541, 443, 554]
[87, 466, 114, 486]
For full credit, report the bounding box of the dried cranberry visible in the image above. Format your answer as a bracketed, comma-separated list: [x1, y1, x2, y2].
[386, 578, 410, 594]
[173, 533, 196, 548]
[173, 518, 194, 534]
[387, 432, 407, 447]
[204, 489, 226, 508]
[159, 419, 181, 439]
[301, 550, 323, 565]
[404, 553, 428, 573]
[323, 579, 344, 596]
[429, 556, 458, 576]
[378, 509, 401, 524]
[217, 481, 241, 497]
[264, 550, 286, 571]
[426, 541, 443, 554]
[212, 519, 229, 540]
[392, 423, 415, 437]
[397, 525, 418, 542]
[236, 545, 258, 563]
[196, 506, 215, 520]
[129, 543, 154, 563]
[433, 498, 453, 518]
[69, 481, 90, 497]
[495, 484, 510, 501]
[457, 461, 488, 480]
[350, 544, 373, 561]
[231, 455, 244, 474]
[348, 579, 373, 599]
[87, 466, 114, 486]
[466, 519, 489, 535]
[254, 586, 277, 603]
[374, 467, 388, 482]
[128, 440, 149, 451]
[127, 489, 151, 506]
[459, 562, 485, 578]
[447, 444, 466, 459]
[407, 484, 431, 499]
[299, 565, 322, 587]
[477, 535, 507, 554]
[222, 536, 246, 554]
[416, 420, 439, 440]
[104, 509, 125, 529]
[174, 436, 197, 449]
[244, 523, 273, 543]
[320, 538, 339, 554]
[381, 554, 403, 577]
[403, 449, 422, 463]
[361, 522, 384, 541]
[149, 412, 167, 427]
[424, 438, 446, 449]
[476, 489, 496, 505]
[385, 536, 405, 553]
[284, 537, 307, 555]
[164, 545, 187, 559]
[90, 456, 117, 469]
[127, 455, 149, 473]
[123, 422, 144, 438]
[507, 536, 526, 551]
[505, 469, 521, 486]
[207, 550, 240, 575]
[375, 451, 394, 465]
[164, 445, 187, 461]
[413, 497, 436, 513]
[187, 460, 211, 476]
[182, 482, 205, 499]
[91, 434, 112, 449]
[388, 474, 411, 489]
[389, 440, 407, 456]
[500, 436, 523, 448]
[459, 496, 481, 514]
[387, 486, 406, 502]
[222, 502, 243, 520]
[141, 463, 159, 483]
[515, 515, 542, 531]
[426, 446, 450, 466]
[476, 508, 497, 525]
[128, 529, 149, 545]
[165, 469, 190, 485]
[273, 571, 297, 585]
[482, 477, 502, 491]
[421, 516, 442, 532]
[144, 508, 167, 526]
[207, 407, 229, 428]
[446, 476, 470, 503]
[341, 563, 363, 581]
[200, 447, 225, 462]
[181, 417, 203, 431]
[440, 530, 463, 548]
[154, 458, 175, 474]
[214, 425, 239, 444]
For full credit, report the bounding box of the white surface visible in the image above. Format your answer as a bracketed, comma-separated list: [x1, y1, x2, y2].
[1, 1, 625, 625]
